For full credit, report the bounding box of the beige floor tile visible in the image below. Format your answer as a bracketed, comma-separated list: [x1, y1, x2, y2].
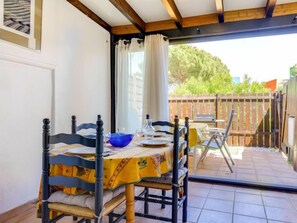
[235, 187, 261, 195]
[212, 184, 235, 192]
[188, 187, 210, 197]
[208, 189, 235, 201]
[234, 202, 266, 218]
[188, 195, 206, 208]
[265, 206, 297, 223]
[233, 214, 267, 223]
[261, 190, 289, 199]
[236, 168, 257, 174]
[216, 171, 236, 179]
[196, 169, 218, 176]
[197, 209, 232, 223]
[235, 192, 263, 205]
[189, 182, 212, 189]
[204, 198, 233, 213]
[267, 221, 285, 223]
[177, 207, 201, 222]
[257, 175, 280, 184]
[236, 173, 258, 181]
[263, 196, 295, 209]
[278, 177, 297, 185]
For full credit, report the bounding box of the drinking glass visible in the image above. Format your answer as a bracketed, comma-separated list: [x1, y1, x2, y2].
[134, 129, 143, 144]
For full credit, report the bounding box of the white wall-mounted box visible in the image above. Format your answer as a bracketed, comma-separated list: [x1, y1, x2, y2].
[288, 115, 295, 147]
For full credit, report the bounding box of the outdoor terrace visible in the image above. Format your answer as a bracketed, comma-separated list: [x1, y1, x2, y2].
[189, 146, 297, 187]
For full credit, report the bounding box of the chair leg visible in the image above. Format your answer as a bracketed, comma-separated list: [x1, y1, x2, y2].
[214, 138, 233, 173]
[182, 175, 188, 222]
[109, 212, 113, 223]
[161, 190, 166, 209]
[223, 142, 235, 165]
[200, 136, 213, 163]
[85, 219, 91, 223]
[42, 203, 49, 223]
[200, 146, 210, 162]
[196, 145, 210, 170]
[193, 145, 197, 171]
[172, 187, 178, 223]
[144, 187, 149, 214]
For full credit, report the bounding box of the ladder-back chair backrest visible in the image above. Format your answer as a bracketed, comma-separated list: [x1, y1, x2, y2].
[42, 115, 104, 222]
[148, 114, 175, 135]
[146, 115, 189, 183]
[71, 115, 97, 134]
[224, 109, 235, 138]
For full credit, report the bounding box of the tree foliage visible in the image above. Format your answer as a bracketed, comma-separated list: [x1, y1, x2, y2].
[169, 45, 230, 84]
[169, 45, 270, 94]
[291, 64, 297, 76]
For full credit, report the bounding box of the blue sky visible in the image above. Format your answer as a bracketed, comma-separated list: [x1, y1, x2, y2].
[190, 33, 297, 82]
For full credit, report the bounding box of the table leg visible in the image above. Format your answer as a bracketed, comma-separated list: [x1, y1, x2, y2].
[125, 184, 135, 223]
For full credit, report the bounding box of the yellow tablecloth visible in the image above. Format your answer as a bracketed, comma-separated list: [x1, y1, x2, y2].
[37, 141, 175, 218]
[50, 142, 174, 191]
[189, 123, 208, 147]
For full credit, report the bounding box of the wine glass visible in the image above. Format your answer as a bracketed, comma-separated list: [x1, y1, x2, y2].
[104, 132, 111, 147]
[116, 128, 126, 133]
[134, 129, 143, 144]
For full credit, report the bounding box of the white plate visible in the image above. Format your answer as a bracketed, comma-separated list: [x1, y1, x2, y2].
[66, 147, 95, 155]
[153, 132, 164, 137]
[139, 139, 170, 146]
[66, 147, 111, 155]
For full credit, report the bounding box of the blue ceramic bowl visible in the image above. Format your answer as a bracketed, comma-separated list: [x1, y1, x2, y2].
[109, 133, 134, 148]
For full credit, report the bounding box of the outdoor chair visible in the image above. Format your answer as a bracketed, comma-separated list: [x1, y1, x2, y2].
[135, 116, 189, 223]
[41, 115, 126, 223]
[196, 109, 236, 172]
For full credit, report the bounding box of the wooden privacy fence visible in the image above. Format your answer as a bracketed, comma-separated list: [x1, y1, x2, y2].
[169, 93, 280, 148]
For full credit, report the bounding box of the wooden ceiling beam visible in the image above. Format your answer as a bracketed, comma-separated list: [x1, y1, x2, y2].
[215, 0, 224, 23]
[266, 0, 277, 18]
[161, 0, 183, 29]
[66, 0, 111, 32]
[109, 0, 145, 33]
[111, 2, 297, 35]
[112, 14, 218, 35]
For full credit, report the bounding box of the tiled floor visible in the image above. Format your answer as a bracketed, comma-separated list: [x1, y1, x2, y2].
[132, 182, 297, 223]
[189, 147, 297, 187]
[3, 182, 297, 223]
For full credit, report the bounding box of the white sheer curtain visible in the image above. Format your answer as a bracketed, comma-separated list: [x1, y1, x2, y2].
[143, 34, 169, 122]
[116, 35, 169, 133]
[116, 39, 144, 133]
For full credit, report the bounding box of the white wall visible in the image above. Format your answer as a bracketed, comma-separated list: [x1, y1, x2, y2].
[0, 0, 110, 214]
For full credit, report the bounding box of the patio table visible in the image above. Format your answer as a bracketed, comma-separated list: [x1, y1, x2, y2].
[188, 123, 209, 170]
[38, 140, 175, 223]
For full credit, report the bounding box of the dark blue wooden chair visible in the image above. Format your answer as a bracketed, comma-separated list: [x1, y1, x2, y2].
[135, 116, 189, 223]
[41, 115, 125, 223]
[71, 115, 97, 138]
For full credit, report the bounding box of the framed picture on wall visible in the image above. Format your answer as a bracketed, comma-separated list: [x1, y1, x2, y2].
[0, 0, 42, 50]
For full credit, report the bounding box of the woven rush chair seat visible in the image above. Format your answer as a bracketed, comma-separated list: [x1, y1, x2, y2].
[48, 185, 125, 212]
[141, 167, 188, 185]
[48, 190, 125, 219]
[136, 167, 188, 190]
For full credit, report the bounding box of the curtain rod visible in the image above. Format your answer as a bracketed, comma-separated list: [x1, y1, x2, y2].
[115, 36, 168, 45]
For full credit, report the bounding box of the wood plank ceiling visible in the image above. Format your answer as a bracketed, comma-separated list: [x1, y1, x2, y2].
[68, 0, 297, 35]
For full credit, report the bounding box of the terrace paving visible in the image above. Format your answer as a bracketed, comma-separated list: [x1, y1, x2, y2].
[189, 147, 297, 187]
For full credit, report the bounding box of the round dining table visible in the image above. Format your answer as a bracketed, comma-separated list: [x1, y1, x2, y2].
[40, 139, 175, 223]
